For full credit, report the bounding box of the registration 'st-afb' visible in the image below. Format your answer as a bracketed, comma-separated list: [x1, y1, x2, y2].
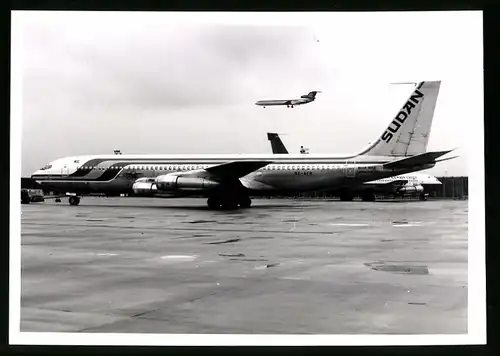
[31, 81, 456, 209]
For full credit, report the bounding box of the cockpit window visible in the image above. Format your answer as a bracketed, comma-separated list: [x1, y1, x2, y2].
[40, 164, 52, 170]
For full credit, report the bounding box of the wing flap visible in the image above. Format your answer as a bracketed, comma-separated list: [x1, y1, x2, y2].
[205, 160, 272, 180]
[383, 150, 453, 170]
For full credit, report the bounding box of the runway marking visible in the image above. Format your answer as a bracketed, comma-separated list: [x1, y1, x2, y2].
[97, 253, 118, 256]
[160, 255, 198, 260]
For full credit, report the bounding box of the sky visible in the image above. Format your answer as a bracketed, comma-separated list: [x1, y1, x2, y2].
[14, 11, 483, 177]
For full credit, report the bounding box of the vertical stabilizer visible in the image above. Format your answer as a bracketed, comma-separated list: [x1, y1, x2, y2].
[359, 81, 441, 156]
[267, 133, 289, 154]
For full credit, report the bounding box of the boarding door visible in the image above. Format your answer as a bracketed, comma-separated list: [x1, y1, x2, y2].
[344, 159, 357, 178]
[61, 164, 70, 177]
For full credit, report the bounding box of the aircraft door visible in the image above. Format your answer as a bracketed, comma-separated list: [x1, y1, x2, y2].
[61, 164, 70, 176]
[344, 159, 357, 178]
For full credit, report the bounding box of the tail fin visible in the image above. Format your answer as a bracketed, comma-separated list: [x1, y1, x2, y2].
[301, 91, 319, 99]
[360, 81, 441, 156]
[267, 133, 289, 154]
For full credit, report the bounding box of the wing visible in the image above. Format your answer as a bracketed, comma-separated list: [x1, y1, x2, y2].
[367, 178, 408, 186]
[386, 179, 408, 186]
[383, 150, 453, 170]
[205, 160, 272, 180]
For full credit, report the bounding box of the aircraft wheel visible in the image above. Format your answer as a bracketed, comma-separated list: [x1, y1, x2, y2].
[207, 197, 221, 210]
[339, 191, 354, 201]
[291, 105, 294, 108]
[69, 196, 81, 206]
[221, 199, 239, 210]
[239, 196, 252, 208]
[361, 192, 376, 202]
[419, 193, 427, 201]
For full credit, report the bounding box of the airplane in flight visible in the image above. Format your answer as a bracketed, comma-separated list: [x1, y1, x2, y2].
[31, 81, 456, 210]
[255, 91, 321, 108]
[266, 132, 443, 200]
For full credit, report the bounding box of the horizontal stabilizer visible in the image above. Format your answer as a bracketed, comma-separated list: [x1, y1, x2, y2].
[383, 150, 453, 170]
[435, 155, 459, 163]
[205, 160, 272, 180]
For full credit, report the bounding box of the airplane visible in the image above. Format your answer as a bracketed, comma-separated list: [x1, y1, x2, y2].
[266, 132, 443, 200]
[31, 81, 457, 210]
[255, 91, 321, 108]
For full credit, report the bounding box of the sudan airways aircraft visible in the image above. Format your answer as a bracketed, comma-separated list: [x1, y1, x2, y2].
[255, 91, 321, 108]
[31, 81, 456, 209]
[266, 132, 442, 200]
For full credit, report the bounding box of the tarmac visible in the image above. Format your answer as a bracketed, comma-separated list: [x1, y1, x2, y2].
[20, 197, 468, 334]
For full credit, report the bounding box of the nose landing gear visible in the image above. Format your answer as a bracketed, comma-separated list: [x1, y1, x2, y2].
[68, 196, 81, 206]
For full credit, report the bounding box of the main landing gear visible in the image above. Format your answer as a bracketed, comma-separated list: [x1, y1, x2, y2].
[207, 195, 252, 210]
[339, 191, 354, 202]
[361, 192, 376, 202]
[68, 196, 81, 206]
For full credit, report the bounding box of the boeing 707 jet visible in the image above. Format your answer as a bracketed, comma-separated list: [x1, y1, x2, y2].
[31, 81, 456, 209]
[255, 91, 321, 108]
[266, 132, 443, 200]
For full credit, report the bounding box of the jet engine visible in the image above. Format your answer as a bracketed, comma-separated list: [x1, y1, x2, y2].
[397, 184, 424, 195]
[155, 174, 220, 191]
[132, 178, 158, 196]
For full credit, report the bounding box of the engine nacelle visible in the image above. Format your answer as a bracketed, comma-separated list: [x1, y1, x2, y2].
[397, 184, 424, 195]
[156, 174, 219, 191]
[132, 178, 158, 197]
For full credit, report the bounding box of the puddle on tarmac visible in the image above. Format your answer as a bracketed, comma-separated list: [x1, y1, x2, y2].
[204, 238, 241, 245]
[186, 220, 217, 224]
[364, 261, 429, 275]
[219, 253, 246, 257]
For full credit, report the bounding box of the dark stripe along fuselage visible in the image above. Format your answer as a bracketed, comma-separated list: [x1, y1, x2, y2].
[33, 156, 393, 182]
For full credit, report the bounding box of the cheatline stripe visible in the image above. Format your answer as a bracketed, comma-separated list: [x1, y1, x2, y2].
[40, 158, 391, 182]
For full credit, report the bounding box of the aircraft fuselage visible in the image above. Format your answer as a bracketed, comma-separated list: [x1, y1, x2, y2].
[31, 154, 434, 197]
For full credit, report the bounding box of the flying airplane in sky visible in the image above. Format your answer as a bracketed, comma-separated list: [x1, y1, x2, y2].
[31, 81, 456, 209]
[255, 91, 321, 108]
[266, 132, 442, 200]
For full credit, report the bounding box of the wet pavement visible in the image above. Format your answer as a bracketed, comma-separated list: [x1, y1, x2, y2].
[20, 197, 468, 334]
